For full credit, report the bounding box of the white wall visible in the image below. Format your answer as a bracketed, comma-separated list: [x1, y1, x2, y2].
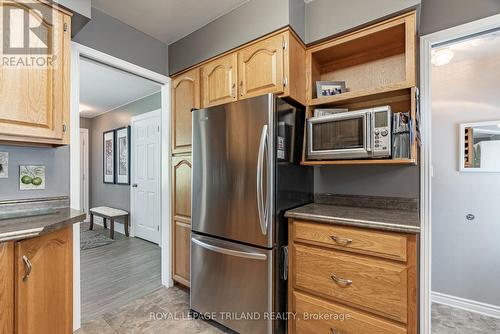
[431, 47, 500, 306]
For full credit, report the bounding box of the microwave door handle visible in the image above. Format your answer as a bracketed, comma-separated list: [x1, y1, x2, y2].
[365, 113, 372, 152]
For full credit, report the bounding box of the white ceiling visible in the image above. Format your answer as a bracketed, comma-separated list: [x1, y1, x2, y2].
[92, 0, 251, 45]
[79, 57, 160, 118]
[434, 30, 500, 63]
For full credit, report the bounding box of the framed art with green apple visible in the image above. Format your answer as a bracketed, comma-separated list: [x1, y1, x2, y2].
[19, 165, 45, 190]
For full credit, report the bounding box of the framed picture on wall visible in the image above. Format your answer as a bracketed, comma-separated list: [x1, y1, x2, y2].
[19, 165, 45, 190]
[103, 130, 115, 184]
[115, 126, 131, 185]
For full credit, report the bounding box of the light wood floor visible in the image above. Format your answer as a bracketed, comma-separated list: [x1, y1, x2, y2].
[80, 222, 161, 323]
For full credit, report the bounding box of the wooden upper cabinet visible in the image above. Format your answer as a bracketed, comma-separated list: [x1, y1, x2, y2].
[237, 33, 285, 100]
[201, 53, 238, 108]
[172, 68, 200, 154]
[15, 226, 72, 334]
[0, 0, 71, 145]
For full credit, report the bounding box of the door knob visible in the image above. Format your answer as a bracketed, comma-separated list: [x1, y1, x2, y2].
[132, 184, 138, 188]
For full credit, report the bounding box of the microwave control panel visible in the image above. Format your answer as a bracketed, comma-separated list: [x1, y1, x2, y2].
[372, 109, 392, 157]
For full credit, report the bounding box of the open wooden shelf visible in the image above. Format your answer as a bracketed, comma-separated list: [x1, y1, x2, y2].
[301, 158, 417, 166]
[306, 11, 416, 105]
[310, 84, 413, 106]
[301, 87, 419, 166]
[301, 11, 419, 167]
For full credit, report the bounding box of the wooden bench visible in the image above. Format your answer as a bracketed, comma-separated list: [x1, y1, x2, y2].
[89, 207, 129, 239]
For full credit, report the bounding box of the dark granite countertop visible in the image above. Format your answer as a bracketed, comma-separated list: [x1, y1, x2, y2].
[285, 203, 420, 233]
[0, 208, 86, 242]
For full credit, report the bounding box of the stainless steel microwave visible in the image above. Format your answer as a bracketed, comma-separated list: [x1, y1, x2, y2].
[306, 106, 392, 160]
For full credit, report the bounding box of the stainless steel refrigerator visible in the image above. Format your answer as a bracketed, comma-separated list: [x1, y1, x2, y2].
[190, 94, 313, 334]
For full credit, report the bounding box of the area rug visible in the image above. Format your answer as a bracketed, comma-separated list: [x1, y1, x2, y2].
[80, 228, 115, 250]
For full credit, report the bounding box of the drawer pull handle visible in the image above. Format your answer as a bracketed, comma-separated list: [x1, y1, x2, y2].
[331, 274, 352, 286]
[330, 235, 352, 245]
[330, 329, 340, 334]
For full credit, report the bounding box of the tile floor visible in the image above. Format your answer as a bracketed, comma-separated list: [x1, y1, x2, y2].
[432, 303, 500, 333]
[77, 287, 225, 334]
[79, 290, 500, 333]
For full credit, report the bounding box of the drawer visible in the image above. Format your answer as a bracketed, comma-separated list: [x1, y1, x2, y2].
[293, 221, 408, 262]
[293, 243, 408, 323]
[292, 291, 407, 334]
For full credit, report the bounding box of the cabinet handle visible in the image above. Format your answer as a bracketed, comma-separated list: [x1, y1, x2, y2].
[330, 328, 340, 334]
[22, 255, 32, 282]
[330, 235, 352, 245]
[232, 82, 236, 97]
[331, 274, 352, 286]
[239, 81, 244, 96]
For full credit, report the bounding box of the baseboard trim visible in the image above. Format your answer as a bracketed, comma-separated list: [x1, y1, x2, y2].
[432, 291, 500, 319]
[92, 216, 126, 236]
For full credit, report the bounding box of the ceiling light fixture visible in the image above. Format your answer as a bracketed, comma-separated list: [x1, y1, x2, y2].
[79, 104, 93, 113]
[431, 48, 454, 66]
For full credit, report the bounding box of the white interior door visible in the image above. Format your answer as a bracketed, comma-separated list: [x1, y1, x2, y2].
[131, 110, 161, 244]
[80, 128, 89, 222]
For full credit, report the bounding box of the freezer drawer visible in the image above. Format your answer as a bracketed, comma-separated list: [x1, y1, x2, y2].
[190, 234, 274, 334]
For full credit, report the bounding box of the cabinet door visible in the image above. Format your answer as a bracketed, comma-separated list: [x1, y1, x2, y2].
[172, 156, 192, 286]
[0, 242, 14, 334]
[174, 221, 191, 287]
[0, 1, 70, 143]
[237, 34, 284, 99]
[15, 227, 72, 334]
[201, 54, 238, 107]
[172, 68, 200, 154]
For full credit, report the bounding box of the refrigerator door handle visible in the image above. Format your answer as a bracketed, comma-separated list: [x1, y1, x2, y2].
[257, 124, 268, 235]
[192, 237, 267, 261]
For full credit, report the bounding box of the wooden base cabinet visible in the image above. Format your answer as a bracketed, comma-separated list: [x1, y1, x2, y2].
[172, 156, 192, 287]
[0, 226, 73, 334]
[0, 242, 14, 334]
[288, 220, 418, 334]
[0, 0, 71, 146]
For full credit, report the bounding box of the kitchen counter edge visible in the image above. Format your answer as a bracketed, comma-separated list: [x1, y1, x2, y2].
[0, 208, 86, 242]
[285, 203, 420, 234]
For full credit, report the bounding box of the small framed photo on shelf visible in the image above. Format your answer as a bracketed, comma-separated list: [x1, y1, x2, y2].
[103, 130, 115, 184]
[115, 126, 131, 185]
[316, 81, 346, 98]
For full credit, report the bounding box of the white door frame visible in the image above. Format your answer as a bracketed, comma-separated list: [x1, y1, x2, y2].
[420, 13, 500, 334]
[70, 42, 172, 331]
[130, 109, 162, 242]
[79, 128, 89, 221]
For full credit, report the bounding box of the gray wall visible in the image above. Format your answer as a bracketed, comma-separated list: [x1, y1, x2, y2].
[54, 0, 91, 18]
[168, 0, 289, 74]
[53, 0, 91, 37]
[420, 0, 500, 35]
[314, 166, 419, 198]
[73, 8, 169, 75]
[305, 0, 420, 43]
[0, 145, 70, 201]
[86, 92, 161, 212]
[431, 46, 500, 306]
[289, 0, 305, 42]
